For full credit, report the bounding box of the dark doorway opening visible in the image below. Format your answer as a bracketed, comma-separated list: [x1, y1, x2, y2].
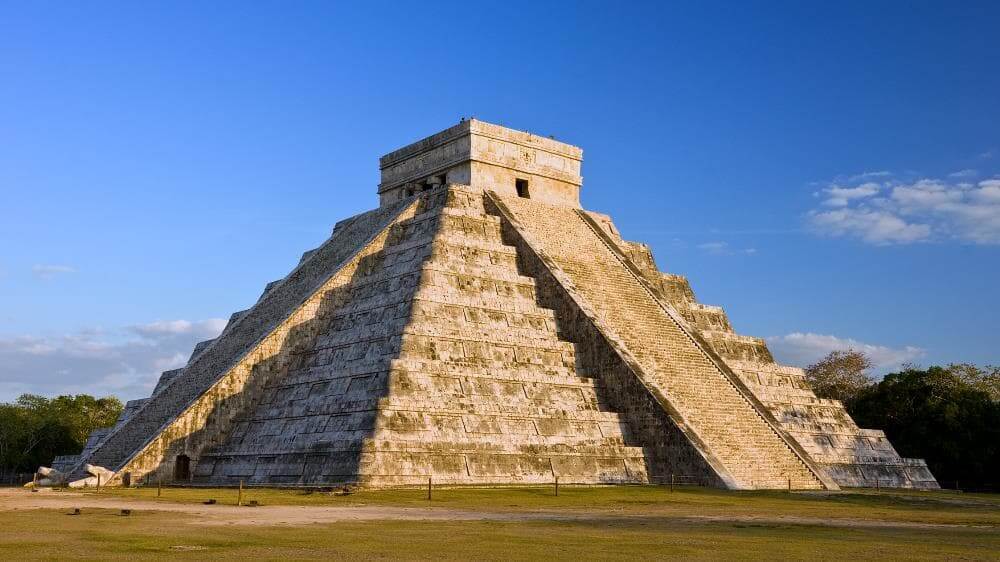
[174, 455, 191, 481]
[515, 178, 530, 198]
[121, 471, 132, 487]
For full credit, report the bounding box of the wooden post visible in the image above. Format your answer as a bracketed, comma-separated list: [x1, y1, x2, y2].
[32, 472, 38, 489]
[238, 480, 244, 507]
[157, 476, 162, 498]
[555, 476, 559, 497]
[875, 478, 880, 492]
[787, 477, 792, 492]
[670, 473, 674, 493]
[427, 476, 432, 501]
[96, 474, 101, 493]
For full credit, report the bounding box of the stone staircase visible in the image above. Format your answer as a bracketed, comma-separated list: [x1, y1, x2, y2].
[610, 226, 937, 489]
[194, 185, 647, 486]
[491, 193, 831, 490]
[727, 360, 938, 488]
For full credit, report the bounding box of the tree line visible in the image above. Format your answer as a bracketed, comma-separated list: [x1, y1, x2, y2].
[0, 394, 122, 483]
[806, 351, 999, 490]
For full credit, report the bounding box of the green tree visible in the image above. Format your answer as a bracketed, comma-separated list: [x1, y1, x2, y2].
[0, 394, 123, 478]
[849, 366, 1000, 489]
[943, 363, 1000, 401]
[45, 394, 123, 447]
[0, 403, 33, 477]
[805, 349, 875, 403]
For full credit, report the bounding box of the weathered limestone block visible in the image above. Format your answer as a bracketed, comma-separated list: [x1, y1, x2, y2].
[68, 465, 115, 488]
[50, 455, 79, 474]
[152, 369, 184, 395]
[379, 119, 583, 208]
[30, 466, 66, 487]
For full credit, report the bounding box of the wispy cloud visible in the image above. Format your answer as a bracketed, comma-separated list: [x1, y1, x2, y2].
[697, 241, 757, 256]
[32, 264, 77, 280]
[130, 319, 227, 338]
[0, 318, 226, 402]
[698, 242, 728, 253]
[948, 169, 978, 178]
[821, 182, 882, 207]
[807, 172, 1000, 245]
[848, 171, 892, 182]
[766, 332, 925, 375]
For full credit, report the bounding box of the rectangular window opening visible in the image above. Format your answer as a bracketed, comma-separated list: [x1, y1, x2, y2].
[515, 178, 530, 198]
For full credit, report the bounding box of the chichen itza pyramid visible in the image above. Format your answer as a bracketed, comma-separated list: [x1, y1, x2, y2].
[44, 120, 938, 490]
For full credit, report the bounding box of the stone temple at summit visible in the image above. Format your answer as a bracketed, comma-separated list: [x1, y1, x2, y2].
[45, 120, 938, 490]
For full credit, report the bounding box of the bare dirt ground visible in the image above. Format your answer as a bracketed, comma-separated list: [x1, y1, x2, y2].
[0, 488, 989, 530]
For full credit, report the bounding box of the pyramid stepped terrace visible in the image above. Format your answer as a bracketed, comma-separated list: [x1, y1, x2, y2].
[43, 120, 937, 490]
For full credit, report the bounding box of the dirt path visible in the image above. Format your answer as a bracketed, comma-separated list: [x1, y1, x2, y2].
[0, 488, 993, 531]
[1, 489, 497, 525]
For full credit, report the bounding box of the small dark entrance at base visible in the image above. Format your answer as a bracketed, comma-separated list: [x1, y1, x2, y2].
[174, 455, 190, 481]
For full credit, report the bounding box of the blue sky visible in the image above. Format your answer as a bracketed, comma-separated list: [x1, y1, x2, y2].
[1, 2, 997, 401]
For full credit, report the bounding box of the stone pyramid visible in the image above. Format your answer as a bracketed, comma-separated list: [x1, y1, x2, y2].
[51, 120, 937, 490]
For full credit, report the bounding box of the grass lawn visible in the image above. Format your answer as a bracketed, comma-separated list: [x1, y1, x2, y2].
[2, 486, 997, 560]
[87, 484, 1000, 526]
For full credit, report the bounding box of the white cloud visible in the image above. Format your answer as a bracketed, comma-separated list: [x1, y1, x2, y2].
[948, 169, 978, 178]
[848, 171, 892, 182]
[766, 332, 925, 374]
[821, 182, 881, 207]
[130, 318, 227, 338]
[808, 208, 931, 244]
[697, 241, 757, 256]
[698, 241, 728, 253]
[32, 264, 77, 280]
[972, 179, 1000, 204]
[152, 352, 188, 372]
[0, 318, 225, 402]
[891, 179, 963, 209]
[808, 173, 1000, 245]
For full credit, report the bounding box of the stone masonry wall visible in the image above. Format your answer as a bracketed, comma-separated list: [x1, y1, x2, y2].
[491, 193, 831, 490]
[75, 199, 416, 483]
[185, 185, 647, 486]
[490, 200, 725, 486]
